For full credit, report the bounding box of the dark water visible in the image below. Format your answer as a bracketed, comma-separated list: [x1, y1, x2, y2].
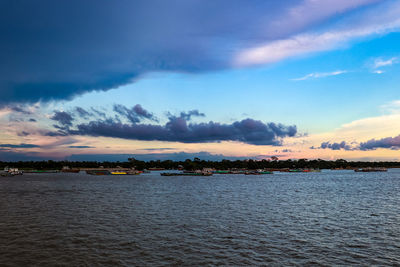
[1, 170, 400, 266]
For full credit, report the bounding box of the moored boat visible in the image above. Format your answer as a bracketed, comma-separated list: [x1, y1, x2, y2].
[110, 171, 128, 175]
[86, 170, 111, 175]
[215, 170, 230, 174]
[61, 166, 80, 173]
[1, 167, 23, 176]
[354, 167, 387, 172]
[61, 169, 80, 173]
[110, 171, 140, 175]
[245, 170, 273, 175]
[161, 172, 212, 176]
[24, 170, 59, 173]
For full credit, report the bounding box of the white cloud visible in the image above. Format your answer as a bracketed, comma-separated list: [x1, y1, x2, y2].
[305, 109, 400, 145]
[292, 70, 347, 81]
[277, 99, 400, 160]
[234, 1, 400, 67]
[370, 57, 398, 73]
[268, 0, 382, 38]
[373, 57, 398, 68]
[373, 70, 385, 74]
[380, 100, 400, 114]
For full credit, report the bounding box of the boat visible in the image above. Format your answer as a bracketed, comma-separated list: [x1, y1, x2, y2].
[110, 171, 140, 175]
[1, 167, 23, 176]
[213, 169, 248, 174]
[110, 171, 128, 175]
[161, 172, 212, 176]
[86, 170, 111, 175]
[61, 169, 80, 173]
[86, 169, 140, 175]
[61, 166, 80, 173]
[23, 170, 59, 173]
[354, 167, 387, 172]
[288, 169, 319, 173]
[245, 170, 273, 175]
[215, 170, 230, 174]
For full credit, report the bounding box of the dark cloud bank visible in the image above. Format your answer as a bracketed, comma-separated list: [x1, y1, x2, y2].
[0, 143, 40, 148]
[49, 105, 297, 145]
[68, 146, 94, 149]
[1, 0, 370, 106]
[311, 141, 352, 151]
[314, 135, 400, 151]
[51, 111, 74, 126]
[359, 135, 400, 150]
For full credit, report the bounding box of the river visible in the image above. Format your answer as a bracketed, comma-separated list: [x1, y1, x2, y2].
[1, 170, 399, 266]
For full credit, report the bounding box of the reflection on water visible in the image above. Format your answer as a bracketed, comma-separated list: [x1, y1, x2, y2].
[1, 170, 400, 266]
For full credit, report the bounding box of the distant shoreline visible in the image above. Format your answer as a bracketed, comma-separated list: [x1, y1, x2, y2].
[1, 158, 400, 172]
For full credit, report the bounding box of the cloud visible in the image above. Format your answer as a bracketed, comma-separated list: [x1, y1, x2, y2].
[133, 104, 157, 121]
[50, 104, 155, 130]
[17, 131, 31, 137]
[370, 56, 398, 74]
[303, 102, 400, 152]
[311, 141, 352, 150]
[68, 118, 297, 145]
[90, 108, 106, 118]
[0, 0, 383, 106]
[0, 143, 41, 148]
[9, 105, 32, 115]
[171, 110, 205, 121]
[46, 106, 297, 145]
[113, 104, 156, 123]
[140, 148, 175, 151]
[234, 1, 400, 66]
[373, 57, 398, 68]
[51, 111, 74, 126]
[269, 0, 382, 35]
[359, 134, 400, 150]
[68, 145, 94, 149]
[292, 70, 347, 80]
[373, 70, 385, 74]
[380, 100, 400, 114]
[75, 107, 92, 119]
[311, 132, 400, 151]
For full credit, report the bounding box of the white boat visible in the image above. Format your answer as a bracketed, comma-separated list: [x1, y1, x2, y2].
[1, 167, 23, 176]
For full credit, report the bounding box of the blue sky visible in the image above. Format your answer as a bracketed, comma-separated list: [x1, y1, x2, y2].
[64, 30, 400, 131]
[1, 0, 400, 161]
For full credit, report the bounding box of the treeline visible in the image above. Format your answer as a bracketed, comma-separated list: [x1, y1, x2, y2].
[1, 158, 400, 170]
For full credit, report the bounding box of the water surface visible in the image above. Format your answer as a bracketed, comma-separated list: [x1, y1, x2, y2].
[1, 170, 400, 266]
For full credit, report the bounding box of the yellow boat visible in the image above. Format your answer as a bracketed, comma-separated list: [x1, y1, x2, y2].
[110, 171, 140, 175]
[110, 171, 128, 175]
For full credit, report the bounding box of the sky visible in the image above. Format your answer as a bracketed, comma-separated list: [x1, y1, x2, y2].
[1, 0, 400, 161]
